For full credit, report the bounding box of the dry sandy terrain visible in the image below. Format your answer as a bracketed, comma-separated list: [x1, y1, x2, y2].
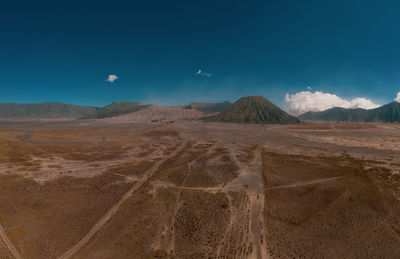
[0, 120, 399, 258]
[100, 105, 209, 123]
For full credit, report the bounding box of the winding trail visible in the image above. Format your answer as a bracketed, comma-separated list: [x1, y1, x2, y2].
[58, 141, 187, 259]
[0, 220, 23, 259]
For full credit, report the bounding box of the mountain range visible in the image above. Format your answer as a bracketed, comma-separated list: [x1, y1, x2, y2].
[3, 99, 399, 124]
[298, 101, 400, 122]
[0, 101, 229, 120]
[0, 102, 96, 119]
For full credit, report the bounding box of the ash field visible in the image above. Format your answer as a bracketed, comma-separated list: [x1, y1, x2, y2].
[0, 120, 399, 258]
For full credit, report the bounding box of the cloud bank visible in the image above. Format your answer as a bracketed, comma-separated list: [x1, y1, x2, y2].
[285, 91, 380, 115]
[395, 92, 400, 103]
[106, 74, 118, 83]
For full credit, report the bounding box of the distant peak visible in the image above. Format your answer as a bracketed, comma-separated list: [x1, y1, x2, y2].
[204, 95, 299, 124]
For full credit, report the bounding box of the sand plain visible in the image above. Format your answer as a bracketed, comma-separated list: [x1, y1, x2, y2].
[0, 120, 399, 258]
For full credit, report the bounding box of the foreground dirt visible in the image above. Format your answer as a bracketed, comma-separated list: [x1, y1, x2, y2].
[0, 121, 399, 258]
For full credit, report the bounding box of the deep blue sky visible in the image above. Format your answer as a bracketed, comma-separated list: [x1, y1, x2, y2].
[1, 0, 400, 107]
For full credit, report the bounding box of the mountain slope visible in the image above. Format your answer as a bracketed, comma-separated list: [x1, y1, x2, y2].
[204, 96, 300, 124]
[298, 102, 400, 122]
[0, 102, 97, 119]
[185, 101, 231, 114]
[298, 107, 368, 122]
[81, 101, 150, 119]
[367, 101, 400, 122]
[101, 105, 206, 122]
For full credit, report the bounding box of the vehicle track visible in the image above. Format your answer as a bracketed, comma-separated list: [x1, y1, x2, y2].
[58, 141, 187, 259]
[218, 144, 269, 259]
[233, 195, 248, 259]
[215, 193, 233, 258]
[246, 146, 269, 259]
[219, 194, 247, 259]
[169, 162, 194, 257]
[0, 220, 23, 259]
[266, 175, 348, 191]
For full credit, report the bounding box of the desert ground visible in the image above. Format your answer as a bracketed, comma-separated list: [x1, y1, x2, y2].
[0, 120, 399, 258]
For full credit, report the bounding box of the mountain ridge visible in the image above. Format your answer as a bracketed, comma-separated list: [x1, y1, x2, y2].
[0, 102, 97, 119]
[298, 101, 400, 122]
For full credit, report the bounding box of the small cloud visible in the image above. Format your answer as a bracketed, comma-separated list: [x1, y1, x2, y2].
[395, 92, 400, 103]
[285, 91, 380, 115]
[106, 74, 118, 83]
[307, 86, 312, 90]
[195, 69, 212, 77]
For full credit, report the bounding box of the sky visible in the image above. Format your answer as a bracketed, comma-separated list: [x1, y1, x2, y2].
[1, 0, 400, 113]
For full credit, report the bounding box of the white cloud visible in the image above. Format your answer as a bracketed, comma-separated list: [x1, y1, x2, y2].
[195, 69, 212, 77]
[285, 91, 380, 116]
[106, 74, 118, 83]
[395, 92, 400, 103]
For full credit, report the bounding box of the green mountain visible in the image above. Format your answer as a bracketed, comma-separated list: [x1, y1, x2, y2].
[204, 96, 300, 124]
[0, 102, 97, 119]
[298, 101, 400, 122]
[81, 101, 150, 119]
[184, 101, 231, 114]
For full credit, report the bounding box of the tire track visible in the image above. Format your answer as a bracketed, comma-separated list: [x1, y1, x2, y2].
[220, 145, 270, 259]
[216, 193, 232, 258]
[169, 162, 194, 257]
[0, 220, 23, 259]
[266, 175, 348, 191]
[58, 141, 187, 259]
[233, 195, 248, 259]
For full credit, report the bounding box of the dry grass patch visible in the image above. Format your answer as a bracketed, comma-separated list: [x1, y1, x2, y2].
[262, 151, 400, 258]
[0, 173, 131, 259]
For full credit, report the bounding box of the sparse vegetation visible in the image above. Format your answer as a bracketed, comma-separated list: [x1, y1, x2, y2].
[0, 121, 399, 258]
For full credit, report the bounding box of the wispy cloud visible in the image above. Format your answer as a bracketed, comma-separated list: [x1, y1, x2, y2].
[395, 92, 400, 103]
[195, 69, 212, 77]
[106, 74, 118, 83]
[285, 91, 380, 115]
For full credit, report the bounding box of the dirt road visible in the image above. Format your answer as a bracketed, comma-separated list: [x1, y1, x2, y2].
[222, 145, 270, 259]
